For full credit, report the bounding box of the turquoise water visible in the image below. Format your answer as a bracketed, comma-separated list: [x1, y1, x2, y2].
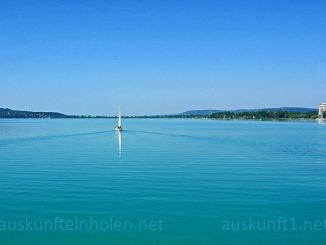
[0, 119, 325, 244]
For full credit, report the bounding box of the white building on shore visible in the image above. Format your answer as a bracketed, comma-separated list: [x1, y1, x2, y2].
[319, 103, 326, 119]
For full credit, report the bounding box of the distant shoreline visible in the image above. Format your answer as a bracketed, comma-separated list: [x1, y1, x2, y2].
[0, 117, 323, 123]
[0, 107, 320, 120]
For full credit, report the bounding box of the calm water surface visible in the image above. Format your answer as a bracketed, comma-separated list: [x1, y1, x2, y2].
[0, 119, 325, 244]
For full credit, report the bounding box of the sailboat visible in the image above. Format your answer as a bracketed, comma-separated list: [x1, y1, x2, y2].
[115, 106, 123, 131]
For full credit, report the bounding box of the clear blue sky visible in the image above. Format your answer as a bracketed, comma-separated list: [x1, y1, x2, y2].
[1, 0, 325, 116]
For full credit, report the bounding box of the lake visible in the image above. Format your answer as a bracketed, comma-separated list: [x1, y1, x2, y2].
[0, 119, 325, 244]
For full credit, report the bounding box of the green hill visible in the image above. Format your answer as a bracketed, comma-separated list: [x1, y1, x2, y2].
[0, 108, 70, 118]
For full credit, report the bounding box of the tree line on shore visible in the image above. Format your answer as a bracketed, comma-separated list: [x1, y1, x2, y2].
[0, 108, 319, 120]
[208, 110, 318, 120]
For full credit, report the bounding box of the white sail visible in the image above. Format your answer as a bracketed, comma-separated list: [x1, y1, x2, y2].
[118, 106, 122, 128]
[115, 106, 122, 131]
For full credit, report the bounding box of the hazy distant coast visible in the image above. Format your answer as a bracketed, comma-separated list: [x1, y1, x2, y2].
[0, 107, 319, 120]
[0, 108, 111, 119]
